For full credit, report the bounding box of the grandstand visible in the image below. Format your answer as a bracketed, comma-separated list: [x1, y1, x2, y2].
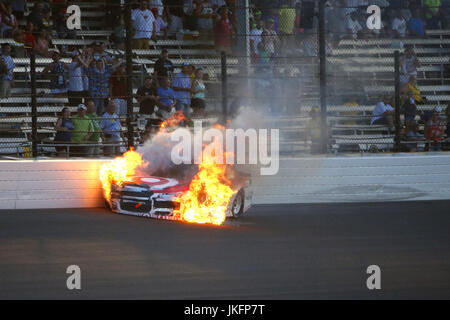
[0, 1, 449, 157]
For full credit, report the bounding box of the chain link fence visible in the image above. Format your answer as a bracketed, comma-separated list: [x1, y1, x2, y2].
[0, 0, 449, 159]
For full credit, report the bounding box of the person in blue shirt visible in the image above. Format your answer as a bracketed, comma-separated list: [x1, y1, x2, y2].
[408, 9, 426, 37]
[172, 63, 192, 118]
[0, 43, 15, 98]
[157, 76, 177, 119]
[54, 107, 74, 158]
[100, 100, 123, 157]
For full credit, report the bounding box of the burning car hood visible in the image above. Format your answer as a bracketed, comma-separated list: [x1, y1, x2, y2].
[121, 176, 190, 194]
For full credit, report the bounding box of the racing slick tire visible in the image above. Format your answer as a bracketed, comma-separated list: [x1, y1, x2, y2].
[231, 189, 245, 219]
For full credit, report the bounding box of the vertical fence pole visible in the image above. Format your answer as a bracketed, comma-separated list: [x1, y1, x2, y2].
[394, 51, 401, 152]
[221, 51, 228, 124]
[30, 49, 37, 158]
[318, 0, 328, 153]
[125, 1, 134, 150]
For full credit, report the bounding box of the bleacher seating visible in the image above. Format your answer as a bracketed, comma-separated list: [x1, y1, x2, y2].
[1, 2, 449, 156]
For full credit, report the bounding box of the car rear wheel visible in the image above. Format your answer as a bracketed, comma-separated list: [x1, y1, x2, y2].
[231, 190, 244, 218]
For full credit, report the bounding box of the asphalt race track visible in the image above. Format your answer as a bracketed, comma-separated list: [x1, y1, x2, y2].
[1, 201, 450, 299]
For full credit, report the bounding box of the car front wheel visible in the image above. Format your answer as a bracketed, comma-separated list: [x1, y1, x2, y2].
[231, 190, 244, 218]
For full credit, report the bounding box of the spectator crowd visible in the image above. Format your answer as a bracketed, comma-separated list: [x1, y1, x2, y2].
[0, 0, 449, 156]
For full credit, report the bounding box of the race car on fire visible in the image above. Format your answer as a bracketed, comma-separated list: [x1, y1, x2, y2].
[103, 162, 253, 225]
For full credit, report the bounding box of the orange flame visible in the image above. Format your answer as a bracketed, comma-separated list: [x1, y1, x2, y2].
[160, 110, 186, 129]
[99, 148, 145, 202]
[175, 138, 236, 226]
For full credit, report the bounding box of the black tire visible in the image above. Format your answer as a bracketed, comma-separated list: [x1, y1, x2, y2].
[231, 190, 245, 219]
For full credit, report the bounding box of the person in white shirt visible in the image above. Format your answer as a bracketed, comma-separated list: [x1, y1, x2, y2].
[371, 94, 394, 129]
[250, 19, 265, 58]
[149, 0, 164, 17]
[400, 45, 421, 84]
[152, 8, 168, 39]
[131, 0, 156, 49]
[346, 11, 362, 39]
[392, 10, 407, 38]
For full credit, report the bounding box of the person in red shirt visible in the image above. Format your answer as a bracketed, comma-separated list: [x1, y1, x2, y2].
[214, 6, 233, 54]
[109, 64, 128, 118]
[425, 107, 445, 151]
[24, 20, 36, 48]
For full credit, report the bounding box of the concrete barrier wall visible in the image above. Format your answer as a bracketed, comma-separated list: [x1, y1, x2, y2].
[249, 154, 450, 204]
[0, 160, 107, 210]
[1, 153, 450, 210]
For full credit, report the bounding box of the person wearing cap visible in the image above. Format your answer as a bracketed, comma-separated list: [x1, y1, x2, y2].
[262, 17, 280, 56]
[250, 18, 265, 61]
[172, 63, 193, 118]
[251, 10, 262, 29]
[100, 100, 124, 157]
[71, 104, 94, 157]
[42, 51, 68, 97]
[425, 106, 445, 151]
[154, 49, 174, 81]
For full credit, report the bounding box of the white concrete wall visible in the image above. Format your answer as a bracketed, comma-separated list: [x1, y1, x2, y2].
[249, 153, 450, 204]
[0, 160, 107, 210]
[1, 154, 450, 210]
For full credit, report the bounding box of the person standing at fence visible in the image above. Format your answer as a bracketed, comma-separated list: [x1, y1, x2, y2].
[1, 4, 19, 38]
[54, 107, 74, 158]
[87, 57, 117, 115]
[425, 106, 444, 151]
[154, 49, 174, 82]
[24, 20, 36, 48]
[35, 29, 51, 58]
[250, 19, 265, 62]
[157, 76, 177, 119]
[137, 76, 159, 119]
[68, 51, 89, 106]
[0, 43, 15, 99]
[131, 0, 157, 49]
[278, 0, 296, 51]
[100, 100, 123, 157]
[191, 69, 206, 117]
[71, 104, 94, 157]
[109, 64, 128, 118]
[196, 0, 215, 42]
[262, 18, 280, 58]
[214, 5, 233, 54]
[172, 63, 193, 118]
[400, 46, 421, 85]
[42, 51, 68, 97]
[85, 98, 102, 157]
